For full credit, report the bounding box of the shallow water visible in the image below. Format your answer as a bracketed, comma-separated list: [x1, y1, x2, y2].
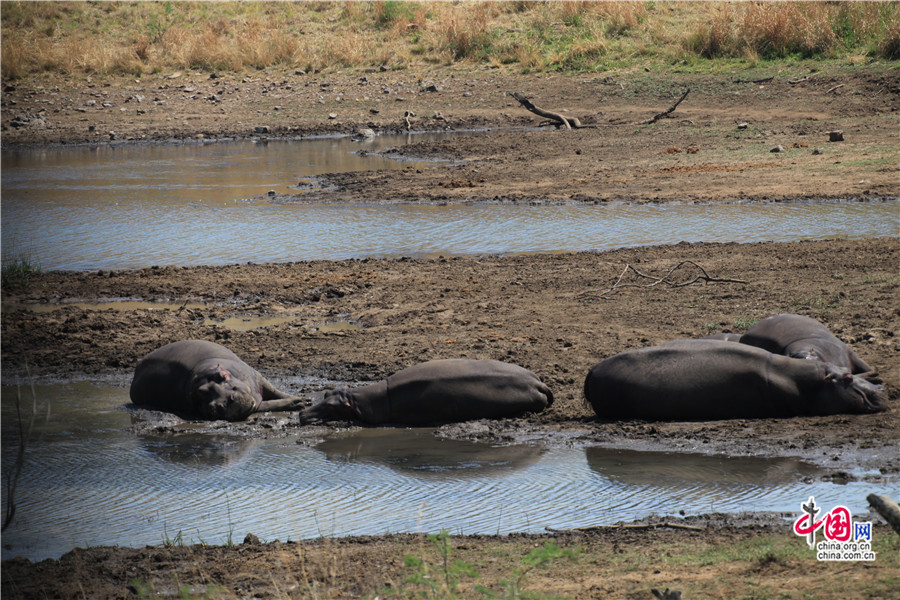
[2, 136, 897, 271]
[1, 382, 891, 562]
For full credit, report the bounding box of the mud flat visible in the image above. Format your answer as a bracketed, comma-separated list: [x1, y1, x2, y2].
[2, 66, 898, 599]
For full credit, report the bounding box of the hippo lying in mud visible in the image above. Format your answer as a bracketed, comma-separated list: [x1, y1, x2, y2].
[739, 313, 873, 374]
[130, 340, 304, 421]
[303, 358, 553, 425]
[584, 339, 886, 421]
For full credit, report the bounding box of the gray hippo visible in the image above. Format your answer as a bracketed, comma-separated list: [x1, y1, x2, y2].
[584, 339, 886, 421]
[130, 340, 304, 421]
[701, 332, 742, 342]
[302, 358, 553, 425]
[739, 313, 872, 374]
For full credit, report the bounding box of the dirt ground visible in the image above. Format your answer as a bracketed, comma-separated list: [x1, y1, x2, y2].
[2, 65, 899, 598]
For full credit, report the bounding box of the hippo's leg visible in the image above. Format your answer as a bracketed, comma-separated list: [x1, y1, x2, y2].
[258, 396, 307, 412]
[257, 376, 307, 411]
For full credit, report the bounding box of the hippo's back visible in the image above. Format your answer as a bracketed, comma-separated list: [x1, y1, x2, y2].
[585, 340, 787, 421]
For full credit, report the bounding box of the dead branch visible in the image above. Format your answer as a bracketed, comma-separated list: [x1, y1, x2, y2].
[2, 372, 39, 532]
[867, 493, 900, 537]
[576, 260, 747, 300]
[510, 88, 691, 130]
[509, 92, 580, 129]
[639, 88, 691, 125]
[734, 76, 775, 84]
[826, 84, 844, 94]
[546, 522, 703, 533]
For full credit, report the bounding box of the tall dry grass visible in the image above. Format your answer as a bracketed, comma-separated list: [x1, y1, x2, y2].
[686, 1, 900, 60]
[1, 1, 897, 80]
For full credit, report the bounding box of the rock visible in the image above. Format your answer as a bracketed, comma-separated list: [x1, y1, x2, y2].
[243, 533, 261, 545]
[737, 122, 749, 130]
[770, 145, 784, 153]
[254, 126, 270, 134]
[828, 130, 844, 142]
[352, 128, 376, 141]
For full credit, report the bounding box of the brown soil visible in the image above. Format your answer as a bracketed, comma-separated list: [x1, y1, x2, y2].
[1, 65, 898, 599]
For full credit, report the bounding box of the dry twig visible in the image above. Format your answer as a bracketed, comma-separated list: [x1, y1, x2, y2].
[3, 370, 40, 532]
[577, 260, 747, 300]
[546, 522, 702, 533]
[639, 88, 691, 125]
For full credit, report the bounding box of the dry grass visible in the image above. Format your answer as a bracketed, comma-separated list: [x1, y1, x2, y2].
[1, 1, 897, 80]
[686, 1, 900, 60]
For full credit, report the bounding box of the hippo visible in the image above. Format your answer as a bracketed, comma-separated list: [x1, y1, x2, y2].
[701, 332, 742, 342]
[302, 358, 553, 425]
[739, 313, 872, 374]
[584, 339, 886, 421]
[130, 340, 305, 421]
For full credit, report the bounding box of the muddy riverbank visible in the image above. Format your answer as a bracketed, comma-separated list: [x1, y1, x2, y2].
[2, 65, 899, 598]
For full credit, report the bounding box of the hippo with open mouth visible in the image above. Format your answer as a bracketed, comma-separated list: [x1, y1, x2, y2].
[130, 340, 305, 421]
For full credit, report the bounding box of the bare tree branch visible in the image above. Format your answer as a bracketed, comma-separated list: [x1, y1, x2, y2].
[3, 372, 38, 532]
[577, 260, 747, 300]
[639, 88, 691, 125]
[509, 92, 579, 129]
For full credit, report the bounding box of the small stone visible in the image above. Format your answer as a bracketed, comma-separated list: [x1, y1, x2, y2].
[770, 145, 783, 153]
[243, 533, 260, 545]
[328, 113, 337, 119]
[737, 122, 749, 130]
[254, 126, 270, 134]
[828, 130, 844, 142]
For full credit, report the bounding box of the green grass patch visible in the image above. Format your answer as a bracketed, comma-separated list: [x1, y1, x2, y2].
[1, 257, 42, 292]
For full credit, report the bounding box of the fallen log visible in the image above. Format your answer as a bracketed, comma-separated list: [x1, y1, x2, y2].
[509, 92, 580, 129]
[867, 493, 900, 537]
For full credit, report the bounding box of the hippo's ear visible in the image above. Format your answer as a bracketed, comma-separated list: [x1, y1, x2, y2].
[214, 364, 231, 382]
[824, 369, 853, 383]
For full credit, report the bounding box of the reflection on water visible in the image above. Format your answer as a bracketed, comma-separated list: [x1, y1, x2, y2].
[0, 382, 892, 562]
[316, 428, 544, 479]
[3, 136, 897, 270]
[585, 446, 822, 486]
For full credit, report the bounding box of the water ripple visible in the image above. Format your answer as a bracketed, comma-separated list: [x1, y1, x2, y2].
[2, 384, 894, 561]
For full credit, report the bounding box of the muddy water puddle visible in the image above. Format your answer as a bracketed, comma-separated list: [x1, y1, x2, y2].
[1, 382, 892, 562]
[2, 135, 897, 271]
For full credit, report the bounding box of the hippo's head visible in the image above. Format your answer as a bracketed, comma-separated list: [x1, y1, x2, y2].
[817, 364, 887, 415]
[191, 365, 260, 421]
[301, 389, 360, 423]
